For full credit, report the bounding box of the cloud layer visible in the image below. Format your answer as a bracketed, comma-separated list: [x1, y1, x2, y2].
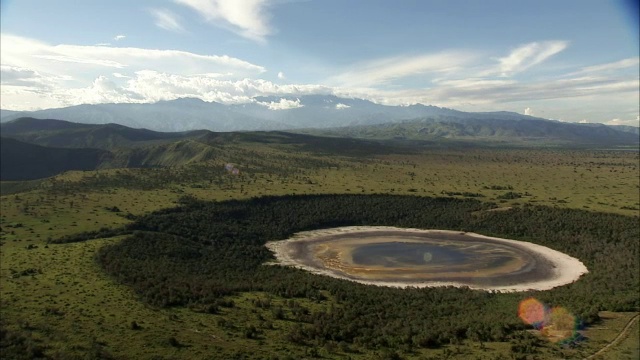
[1, 34, 637, 125]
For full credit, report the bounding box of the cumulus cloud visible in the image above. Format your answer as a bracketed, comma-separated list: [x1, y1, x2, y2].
[150, 8, 185, 32]
[113, 35, 126, 41]
[257, 97, 303, 110]
[1, 66, 334, 110]
[57, 75, 142, 105]
[175, 0, 273, 42]
[0, 34, 270, 109]
[335, 103, 350, 110]
[277, 71, 285, 80]
[524, 107, 534, 116]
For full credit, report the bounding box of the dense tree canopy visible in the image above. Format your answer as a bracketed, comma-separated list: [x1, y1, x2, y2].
[61, 194, 639, 350]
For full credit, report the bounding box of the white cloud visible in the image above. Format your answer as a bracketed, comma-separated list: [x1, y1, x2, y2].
[1, 66, 334, 110]
[569, 57, 640, 76]
[0, 64, 68, 90]
[1, 65, 45, 86]
[175, 0, 273, 42]
[431, 78, 516, 89]
[605, 117, 639, 126]
[58, 75, 142, 105]
[578, 119, 588, 123]
[150, 8, 185, 32]
[33, 54, 127, 68]
[524, 107, 534, 116]
[1, 34, 265, 80]
[487, 40, 568, 77]
[257, 97, 303, 110]
[0, 34, 269, 109]
[1, 34, 637, 125]
[335, 103, 350, 110]
[113, 35, 126, 41]
[418, 76, 639, 106]
[328, 51, 477, 88]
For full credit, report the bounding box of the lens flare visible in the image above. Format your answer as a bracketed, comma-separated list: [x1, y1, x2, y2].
[518, 298, 580, 343]
[544, 306, 579, 343]
[518, 297, 546, 329]
[224, 163, 240, 175]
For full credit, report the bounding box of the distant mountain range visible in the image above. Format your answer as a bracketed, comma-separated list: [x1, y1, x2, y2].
[0, 95, 596, 132]
[0, 95, 470, 131]
[301, 117, 640, 145]
[1, 97, 638, 180]
[2, 96, 636, 144]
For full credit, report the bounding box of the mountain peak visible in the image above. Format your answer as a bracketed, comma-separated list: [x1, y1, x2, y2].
[161, 97, 212, 106]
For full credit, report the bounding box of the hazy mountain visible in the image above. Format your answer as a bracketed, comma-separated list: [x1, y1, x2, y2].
[230, 95, 466, 128]
[596, 124, 639, 136]
[0, 109, 24, 119]
[0, 98, 285, 132]
[2, 97, 637, 145]
[1, 96, 536, 132]
[299, 117, 640, 145]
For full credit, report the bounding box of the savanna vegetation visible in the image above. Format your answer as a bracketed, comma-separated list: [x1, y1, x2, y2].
[1, 134, 638, 359]
[46, 193, 638, 359]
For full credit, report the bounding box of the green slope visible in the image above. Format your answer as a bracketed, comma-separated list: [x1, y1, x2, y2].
[0, 137, 111, 180]
[0, 117, 196, 150]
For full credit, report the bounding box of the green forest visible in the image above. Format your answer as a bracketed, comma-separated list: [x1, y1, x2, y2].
[56, 194, 639, 355]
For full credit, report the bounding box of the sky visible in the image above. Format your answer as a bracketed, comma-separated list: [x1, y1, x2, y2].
[1, 0, 638, 126]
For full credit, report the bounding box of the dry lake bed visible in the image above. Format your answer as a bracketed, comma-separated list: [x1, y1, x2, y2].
[266, 226, 589, 292]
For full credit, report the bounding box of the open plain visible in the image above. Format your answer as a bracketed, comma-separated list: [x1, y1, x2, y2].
[1, 141, 638, 359]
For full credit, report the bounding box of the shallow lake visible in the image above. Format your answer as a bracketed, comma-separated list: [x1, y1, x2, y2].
[351, 242, 469, 267]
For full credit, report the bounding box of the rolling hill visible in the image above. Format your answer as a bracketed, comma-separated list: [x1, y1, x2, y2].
[0, 137, 111, 180]
[0, 117, 204, 150]
[1, 116, 637, 181]
[0, 118, 412, 180]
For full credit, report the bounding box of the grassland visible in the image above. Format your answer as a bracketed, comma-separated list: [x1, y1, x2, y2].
[1, 141, 638, 359]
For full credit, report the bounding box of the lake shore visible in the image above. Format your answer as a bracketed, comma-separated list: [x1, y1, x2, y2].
[265, 226, 589, 292]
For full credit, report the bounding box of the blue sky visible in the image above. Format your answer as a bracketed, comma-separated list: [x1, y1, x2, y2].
[1, 0, 638, 125]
